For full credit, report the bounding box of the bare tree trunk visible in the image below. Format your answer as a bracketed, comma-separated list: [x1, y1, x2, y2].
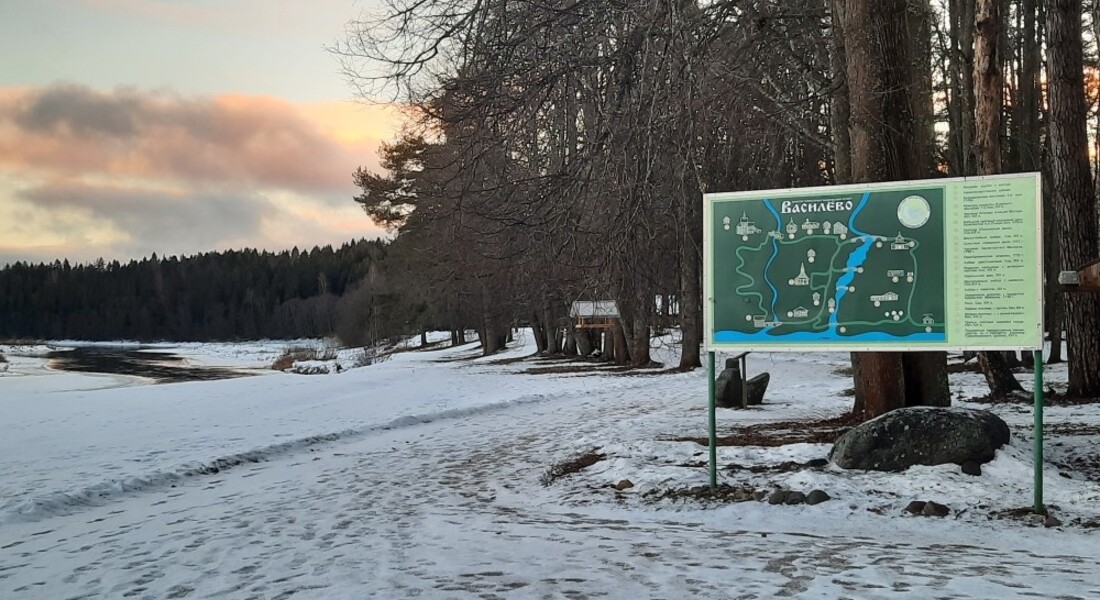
[844, 0, 950, 418]
[542, 307, 560, 354]
[630, 315, 652, 367]
[1047, 0, 1100, 396]
[829, 0, 852, 184]
[960, 0, 978, 175]
[531, 312, 548, 353]
[677, 224, 702, 369]
[575, 327, 593, 357]
[974, 0, 1026, 396]
[612, 320, 630, 365]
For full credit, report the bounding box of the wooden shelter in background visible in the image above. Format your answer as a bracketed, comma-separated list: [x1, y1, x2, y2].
[570, 301, 620, 330]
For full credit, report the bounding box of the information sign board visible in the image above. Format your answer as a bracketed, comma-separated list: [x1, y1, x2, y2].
[703, 173, 1042, 351]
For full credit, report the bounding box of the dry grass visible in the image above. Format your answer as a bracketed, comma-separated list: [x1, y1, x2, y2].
[671, 412, 861, 447]
[272, 346, 336, 371]
[540, 449, 606, 486]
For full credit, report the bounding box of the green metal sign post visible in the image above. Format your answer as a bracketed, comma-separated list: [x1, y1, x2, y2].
[702, 173, 1045, 507]
[708, 351, 717, 490]
[1034, 350, 1044, 513]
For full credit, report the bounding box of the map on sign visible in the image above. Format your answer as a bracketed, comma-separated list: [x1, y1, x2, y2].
[710, 187, 946, 345]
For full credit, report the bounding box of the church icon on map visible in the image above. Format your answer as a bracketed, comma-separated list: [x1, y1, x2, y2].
[789, 263, 810, 287]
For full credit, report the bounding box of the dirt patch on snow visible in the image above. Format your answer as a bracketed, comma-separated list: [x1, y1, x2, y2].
[540, 449, 606, 486]
[671, 413, 860, 447]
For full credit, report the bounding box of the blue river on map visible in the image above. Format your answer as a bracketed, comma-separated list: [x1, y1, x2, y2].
[740, 191, 944, 343]
[827, 191, 872, 330]
[714, 330, 945, 343]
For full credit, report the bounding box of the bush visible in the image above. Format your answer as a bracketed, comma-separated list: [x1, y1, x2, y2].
[272, 346, 322, 371]
[352, 347, 391, 368]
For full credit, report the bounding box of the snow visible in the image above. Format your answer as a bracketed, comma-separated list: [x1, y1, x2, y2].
[2, 333, 1100, 599]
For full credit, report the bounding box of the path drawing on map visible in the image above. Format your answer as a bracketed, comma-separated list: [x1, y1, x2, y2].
[711, 187, 947, 345]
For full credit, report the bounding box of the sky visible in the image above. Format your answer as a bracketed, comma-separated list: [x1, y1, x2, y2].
[0, 0, 400, 266]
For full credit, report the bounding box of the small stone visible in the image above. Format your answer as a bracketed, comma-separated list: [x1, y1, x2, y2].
[922, 501, 950, 517]
[785, 491, 806, 505]
[805, 490, 831, 505]
[1025, 513, 1046, 525]
[768, 490, 789, 505]
[1044, 515, 1062, 528]
[753, 490, 768, 501]
[805, 458, 829, 468]
[960, 461, 982, 476]
[614, 479, 634, 491]
[905, 500, 927, 515]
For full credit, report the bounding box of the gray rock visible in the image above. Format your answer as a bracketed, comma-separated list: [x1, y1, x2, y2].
[753, 490, 769, 502]
[921, 501, 950, 517]
[614, 479, 634, 491]
[715, 363, 770, 408]
[905, 500, 927, 515]
[960, 460, 982, 476]
[829, 407, 1010, 472]
[805, 458, 829, 468]
[805, 490, 831, 505]
[1044, 515, 1062, 528]
[767, 490, 789, 505]
[785, 491, 806, 505]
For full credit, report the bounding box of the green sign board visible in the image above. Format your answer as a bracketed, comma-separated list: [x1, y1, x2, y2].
[703, 173, 1043, 352]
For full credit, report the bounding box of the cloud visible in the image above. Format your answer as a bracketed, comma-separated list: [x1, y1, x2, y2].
[0, 83, 388, 194]
[0, 84, 399, 264]
[1, 178, 387, 265]
[19, 181, 270, 252]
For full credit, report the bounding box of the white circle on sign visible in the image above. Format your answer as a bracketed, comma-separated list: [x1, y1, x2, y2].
[745, 315, 752, 321]
[925, 326, 933, 333]
[898, 195, 931, 228]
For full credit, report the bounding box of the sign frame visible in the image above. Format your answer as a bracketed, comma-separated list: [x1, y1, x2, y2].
[702, 173, 1044, 353]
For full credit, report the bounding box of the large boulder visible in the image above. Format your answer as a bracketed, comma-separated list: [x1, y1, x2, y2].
[829, 407, 1010, 471]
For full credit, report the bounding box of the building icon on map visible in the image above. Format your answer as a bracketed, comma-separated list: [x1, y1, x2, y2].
[791, 306, 809, 318]
[786, 218, 799, 236]
[801, 219, 820, 234]
[891, 233, 914, 250]
[736, 212, 761, 236]
[833, 222, 849, 237]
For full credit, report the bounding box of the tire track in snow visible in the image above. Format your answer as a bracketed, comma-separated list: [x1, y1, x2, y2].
[1, 390, 567, 525]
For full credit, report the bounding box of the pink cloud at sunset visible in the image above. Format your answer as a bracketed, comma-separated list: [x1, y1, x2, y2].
[0, 84, 401, 265]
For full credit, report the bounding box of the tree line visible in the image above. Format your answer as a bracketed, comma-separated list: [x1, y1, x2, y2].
[333, 0, 1100, 416]
[0, 241, 420, 343]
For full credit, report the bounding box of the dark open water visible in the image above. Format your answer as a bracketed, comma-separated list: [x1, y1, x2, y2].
[47, 348, 251, 383]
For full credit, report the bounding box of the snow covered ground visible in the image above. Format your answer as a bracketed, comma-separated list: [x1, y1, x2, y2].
[2, 333, 1100, 599]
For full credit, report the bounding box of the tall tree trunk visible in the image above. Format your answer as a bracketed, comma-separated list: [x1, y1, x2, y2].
[531, 311, 548, 354]
[974, 0, 1026, 396]
[543, 307, 560, 354]
[829, 0, 852, 184]
[844, 0, 950, 418]
[1047, 0, 1100, 396]
[960, 0, 978, 175]
[677, 184, 704, 369]
[612, 320, 630, 365]
[678, 220, 702, 369]
[630, 316, 652, 367]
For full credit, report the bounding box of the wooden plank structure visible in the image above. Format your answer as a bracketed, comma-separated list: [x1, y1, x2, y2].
[570, 300, 620, 330]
